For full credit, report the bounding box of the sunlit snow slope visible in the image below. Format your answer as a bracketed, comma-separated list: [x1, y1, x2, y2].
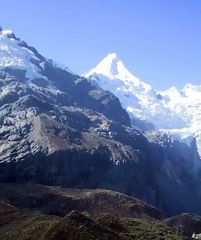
[0, 28, 45, 80]
[85, 53, 201, 154]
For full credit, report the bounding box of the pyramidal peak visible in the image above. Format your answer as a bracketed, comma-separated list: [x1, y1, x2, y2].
[105, 52, 119, 60]
[84, 53, 154, 128]
[85, 53, 120, 78]
[84, 52, 153, 94]
[95, 52, 125, 77]
[85, 52, 142, 85]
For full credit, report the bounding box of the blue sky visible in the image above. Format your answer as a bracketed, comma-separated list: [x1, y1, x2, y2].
[0, 0, 201, 90]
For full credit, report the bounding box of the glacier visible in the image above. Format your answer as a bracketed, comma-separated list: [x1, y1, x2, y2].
[85, 53, 201, 155]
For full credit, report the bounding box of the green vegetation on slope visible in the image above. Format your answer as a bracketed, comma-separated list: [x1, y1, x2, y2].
[0, 184, 191, 240]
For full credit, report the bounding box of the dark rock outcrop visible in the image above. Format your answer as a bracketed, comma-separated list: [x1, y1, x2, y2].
[165, 213, 201, 237]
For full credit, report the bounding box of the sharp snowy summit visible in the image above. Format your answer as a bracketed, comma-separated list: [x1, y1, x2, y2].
[85, 53, 201, 155]
[0, 28, 46, 80]
[85, 53, 156, 126]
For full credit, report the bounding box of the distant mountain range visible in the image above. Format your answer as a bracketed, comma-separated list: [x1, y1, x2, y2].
[0, 27, 201, 217]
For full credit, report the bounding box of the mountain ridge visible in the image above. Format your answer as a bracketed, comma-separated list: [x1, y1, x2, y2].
[84, 53, 201, 157]
[1, 28, 201, 217]
[0, 183, 189, 240]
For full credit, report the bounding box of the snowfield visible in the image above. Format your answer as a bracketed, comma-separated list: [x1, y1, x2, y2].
[85, 53, 201, 155]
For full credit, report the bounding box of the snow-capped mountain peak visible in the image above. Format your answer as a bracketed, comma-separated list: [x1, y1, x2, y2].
[85, 53, 147, 86]
[87, 52, 130, 79]
[85, 52, 153, 94]
[84, 53, 159, 127]
[85, 53, 201, 157]
[0, 27, 45, 80]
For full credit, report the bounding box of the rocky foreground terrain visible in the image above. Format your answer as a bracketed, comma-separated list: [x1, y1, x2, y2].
[0, 183, 193, 240]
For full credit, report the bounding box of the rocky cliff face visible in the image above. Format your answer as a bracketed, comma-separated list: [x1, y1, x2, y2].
[0, 28, 201, 216]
